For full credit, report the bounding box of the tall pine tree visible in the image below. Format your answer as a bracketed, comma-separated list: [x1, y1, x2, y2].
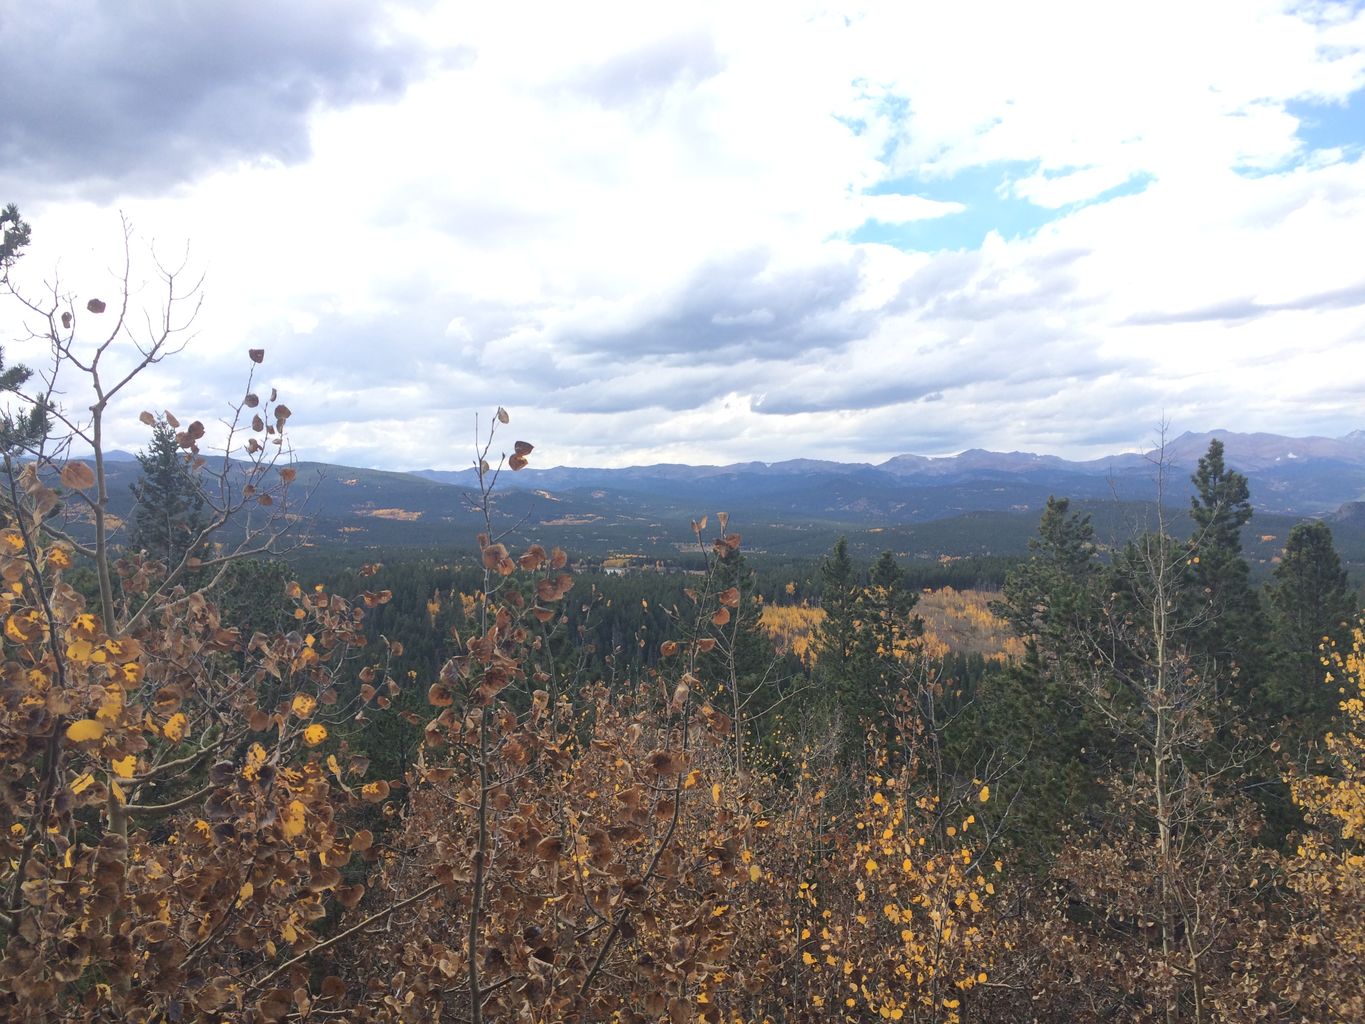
[1186, 438, 1267, 701]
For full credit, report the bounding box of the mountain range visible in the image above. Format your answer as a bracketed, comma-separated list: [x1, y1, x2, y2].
[83, 430, 1365, 569]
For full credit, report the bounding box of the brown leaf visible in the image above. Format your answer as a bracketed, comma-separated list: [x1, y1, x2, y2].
[513, 440, 534, 456]
[60, 462, 95, 490]
[256, 989, 291, 1023]
[280, 467, 297, 484]
[534, 836, 563, 861]
[336, 883, 365, 909]
[244, 392, 259, 408]
[519, 543, 547, 570]
[61, 311, 72, 329]
[496, 406, 510, 424]
[164, 411, 181, 429]
[248, 348, 265, 364]
[481, 544, 508, 571]
[711, 607, 731, 627]
[508, 453, 528, 471]
[86, 298, 106, 313]
[718, 587, 741, 608]
[275, 405, 292, 422]
[139, 410, 155, 426]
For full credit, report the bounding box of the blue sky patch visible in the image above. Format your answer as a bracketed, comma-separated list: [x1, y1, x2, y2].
[853, 164, 1153, 252]
[1288, 92, 1364, 157]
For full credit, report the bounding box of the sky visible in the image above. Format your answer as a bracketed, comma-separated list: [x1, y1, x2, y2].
[1, 0, 1364, 471]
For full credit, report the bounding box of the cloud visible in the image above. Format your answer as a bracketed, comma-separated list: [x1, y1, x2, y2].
[859, 193, 966, 223]
[2, 1, 1365, 472]
[0, 0, 451, 198]
[555, 248, 877, 359]
[567, 28, 725, 109]
[1126, 280, 1365, 325]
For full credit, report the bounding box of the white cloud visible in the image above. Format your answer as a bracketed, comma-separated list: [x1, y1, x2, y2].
[1, 0, 1363, 470]
[859, 193, 967, 223]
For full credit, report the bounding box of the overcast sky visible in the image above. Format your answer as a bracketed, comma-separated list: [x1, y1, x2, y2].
[2, 1, 1363, 470]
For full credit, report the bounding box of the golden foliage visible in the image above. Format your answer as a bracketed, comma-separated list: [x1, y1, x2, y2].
[761, 587, 1023, 665]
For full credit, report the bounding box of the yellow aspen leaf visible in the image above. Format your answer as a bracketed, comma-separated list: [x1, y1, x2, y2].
[163, 712, 189, 743]
[243, 742, 267, 781]
[748, 864, 761, 882]
[111, 754, 136, 778]
[97, 686, 124, 720]
[70, 771, 95, 794]
[711, 782, 722, 805]
[237, 881, 254, 907]
[110, 780, 126, 805]
[302, 723, 328, 747]
[978, 785, 990, 803]
[291, 693, 317, 718]
[120, 662, 144, 687]
[282, 799, 307, 839]
[865, 858, 878, 874]
[65, 641, 94, 666]
[66, 718, 105, 742]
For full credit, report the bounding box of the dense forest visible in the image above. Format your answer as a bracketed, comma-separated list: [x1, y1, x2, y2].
[3, 204, 1365, 1023]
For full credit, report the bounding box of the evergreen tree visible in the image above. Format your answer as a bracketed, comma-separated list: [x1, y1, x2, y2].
[1186, 438, 1266, 698]
[997, 496, 1098, 669]
[986, 498, 1108, 868]
[812, 536, 857, 675]
[812, 542, 923, 762]
[1266, 520, 1356, 733]
[129, 418, 207, 570]
[852, 550, 923, 698]
[0, 203, 47, 454]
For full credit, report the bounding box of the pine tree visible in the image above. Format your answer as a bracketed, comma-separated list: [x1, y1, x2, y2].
[1186, 438, 1266, 699]
[0, 203, 47, 453]
[997, 496, 1098, 669]
[129, 418, 206, 570]
[1266, 520, 1356, 733]
[988, 497, 1107, 867]
[812, 536, 857, 674]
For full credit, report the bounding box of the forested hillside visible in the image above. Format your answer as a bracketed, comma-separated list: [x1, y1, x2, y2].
[3, 205, 1365, 1022]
